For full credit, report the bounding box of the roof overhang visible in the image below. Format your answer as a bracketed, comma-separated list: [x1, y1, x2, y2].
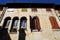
[0, 3, 60, 10]
[0, 3, 54, 8]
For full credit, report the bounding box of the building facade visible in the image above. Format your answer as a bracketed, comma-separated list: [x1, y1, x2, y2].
[0, 7, 60, 40]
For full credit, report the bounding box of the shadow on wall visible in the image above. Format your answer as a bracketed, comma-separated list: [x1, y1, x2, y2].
[19, 29, 26, 40]
[0, 28, 11, 40]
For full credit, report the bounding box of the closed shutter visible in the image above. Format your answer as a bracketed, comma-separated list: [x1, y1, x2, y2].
[49, 17, 60, 29]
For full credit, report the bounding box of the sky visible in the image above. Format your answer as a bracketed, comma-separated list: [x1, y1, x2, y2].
[0, 0, 60, 5]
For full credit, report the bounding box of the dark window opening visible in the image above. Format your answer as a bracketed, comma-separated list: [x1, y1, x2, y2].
[20, 17, 27, 30]
[30, 16, 41, 32]
[3, 17, 11, 29]
[10, 17, 19, 33]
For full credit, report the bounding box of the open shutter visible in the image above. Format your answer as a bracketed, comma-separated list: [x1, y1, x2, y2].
[35, 17, 41, 31]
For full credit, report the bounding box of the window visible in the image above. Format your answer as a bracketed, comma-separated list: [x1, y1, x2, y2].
[20, 17, 27, 30]
[13, 20, 18, 28]
[21, 20, 27, 29]
[49, 16, 60, 29]
[5, 20, 10, 28]
[3, 17, 11, 28]
[21, 8, 27, 12]
[30, 16, 41, 32]
[46, 8, 52, 12]
[31, 8, 37, 12]
[10, 20, 18, 33]
[10, 17, 19, 33]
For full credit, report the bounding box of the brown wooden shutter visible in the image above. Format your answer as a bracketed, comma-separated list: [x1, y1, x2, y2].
[35, 16, 41, 31]
[49, 17, 60, 29]
[31, 8, 37, 12]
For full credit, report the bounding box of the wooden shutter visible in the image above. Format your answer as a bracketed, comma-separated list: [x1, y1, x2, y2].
[49, 17, 60, 29]
[35, 17, 41, 31]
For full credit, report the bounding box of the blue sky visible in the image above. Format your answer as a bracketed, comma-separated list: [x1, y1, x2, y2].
[0, 0, 60, 5]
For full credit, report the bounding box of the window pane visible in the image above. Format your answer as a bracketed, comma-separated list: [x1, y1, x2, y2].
[13, 20, 18, 28]
[5, 20, 10, 28]
[21, 20, 27, 29]
[10, 20, 18, 33]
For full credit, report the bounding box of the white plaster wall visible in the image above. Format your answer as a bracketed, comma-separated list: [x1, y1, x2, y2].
[0, 8, 60, 40]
